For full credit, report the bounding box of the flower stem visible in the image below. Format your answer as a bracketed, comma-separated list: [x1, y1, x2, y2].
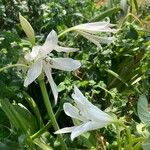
[38, 79, 68, 150]
[118, 121, 132, 149]
[58, 27, 74, 38]
[30, 107, 61, 140]
[30, 120, 51, 140]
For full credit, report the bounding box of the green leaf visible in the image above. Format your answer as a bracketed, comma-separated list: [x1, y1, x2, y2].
[72, 13, 89, 21]
[132, 142, 141, 150]
[137, 95, 150, 125]
[34, 138, 53, 150]
[133, 0, 139, 13]
[0, 99, 21, 130]
[0, 139, 23, 150]
[19, 13, 35, 45]
[142, 140, 150, 150]
[105, 69, 128, 87]
[0, 99, 38, 134]
[0, 124, 11, 139]
[13, 104, 38, 134]
[25, 94, 44, 128]
[90, 7, 121, 22]
[78, 132, 95, 148]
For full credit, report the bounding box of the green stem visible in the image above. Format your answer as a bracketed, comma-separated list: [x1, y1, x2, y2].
[118, 121, 132, 149]
[38, 79, 68, 150]
[31, 107, 61, 140]
[33, 138, 53, 150]
[129, 0, 132, 13]
[31, 120, 51, 140]
[120, 122, 132, 142]
[116, 124, 122, 150]
[131, 137, 147, 144]
[0, 64, 28, 72]
[58, 27, 74, 38]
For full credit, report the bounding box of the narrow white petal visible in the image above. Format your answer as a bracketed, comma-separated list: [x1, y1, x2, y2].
[72, 86, 112, 122]
[55, 46, 79, 52]
[78, 31, 115, 47]
[41, 30, 58, 55]
[50, 58, 81, 71]
[43, 63, 58, 104]
[96, 36, 115, 44]
[24, 60, 42, 87]
[72, 86, 91, 106]
[74, 21, 117, 34]
[63, 103, 86, 121]
[71, 86, 94, 121]
[81, 21, 110, 27]
[74, 86, 112, 121]
[88, 108, 112, 122]
[25, 46, 41, 61]
[43, 30, 58, 46]
[74, 22, 109, 31]
[81, 32, 115, 44]
[71, 121, 103, 140]
[54, 126, 76, 134]
[78, 31, 101, 47]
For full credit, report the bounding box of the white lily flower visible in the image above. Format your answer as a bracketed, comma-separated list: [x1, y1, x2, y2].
[72, 19, 117, 47]
[24, 30, 81, 104]
[55, 86, 115, 140]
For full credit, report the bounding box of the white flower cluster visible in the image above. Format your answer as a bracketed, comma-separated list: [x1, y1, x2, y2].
[24, 21, 117, 139]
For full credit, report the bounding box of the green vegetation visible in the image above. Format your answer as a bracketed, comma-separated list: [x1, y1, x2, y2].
[0, 0, 150, 149]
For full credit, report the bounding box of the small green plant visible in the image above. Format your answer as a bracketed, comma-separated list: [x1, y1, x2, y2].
[0, 1, 150, 149]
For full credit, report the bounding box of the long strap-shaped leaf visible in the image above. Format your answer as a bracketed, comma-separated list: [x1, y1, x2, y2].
[0, 99, 38, 134]
[90, 7, 121, 22]
[0, 99, 27, 133]
[105, 69, 128, 87]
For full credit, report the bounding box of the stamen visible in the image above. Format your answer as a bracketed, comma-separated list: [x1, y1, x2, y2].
[44, 57, 53, 65]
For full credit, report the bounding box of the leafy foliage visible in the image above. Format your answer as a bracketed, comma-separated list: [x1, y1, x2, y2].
[0, 0, 150, 149]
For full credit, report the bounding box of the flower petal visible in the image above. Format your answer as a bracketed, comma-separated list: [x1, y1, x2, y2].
[74, 21, 117, 34]
[78, 31, 101, 47]
[24, 60, 42, 87]
[78, 31, 115, 47]
[43, 30, 58, 46]
[71, 121, 102, 140]
[63, 103, 86, 121]
[43, 63, 58, 104]
[43, 30, 58, 49]
[55, 46, 79, 52]
[72, 86, 113, 122]
[72, 85, 90, 106]
[54, 126, 76, 134]
[25, 46, 41, 61]
[88, 107, 112, 122]
[71, 86, 94, 120]
[41, 30, 58, 56]
[96, 36, 115, 44]
[50, 58, 81, 71]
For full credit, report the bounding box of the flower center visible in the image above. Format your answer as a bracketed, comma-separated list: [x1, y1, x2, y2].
[44, 57, 53, 65]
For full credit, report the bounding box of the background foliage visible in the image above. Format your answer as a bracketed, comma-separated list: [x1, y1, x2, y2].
[0, 0, 150, 149]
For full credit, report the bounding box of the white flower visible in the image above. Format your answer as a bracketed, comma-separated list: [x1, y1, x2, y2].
[24, 30, 81, 104]
[72, 19, 117, 47]
[55, 86, 115, 140]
